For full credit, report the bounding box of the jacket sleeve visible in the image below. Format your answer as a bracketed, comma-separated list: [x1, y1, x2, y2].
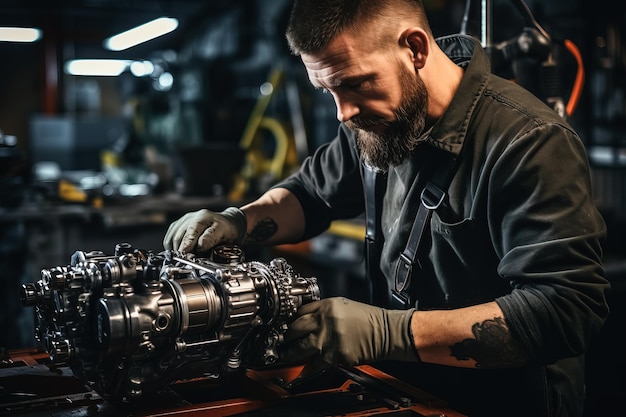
[274, 124, 365, 240]
[492, 122, 609, 364]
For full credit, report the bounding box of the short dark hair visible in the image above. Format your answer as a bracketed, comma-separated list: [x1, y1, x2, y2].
[285, 0, 432, 56]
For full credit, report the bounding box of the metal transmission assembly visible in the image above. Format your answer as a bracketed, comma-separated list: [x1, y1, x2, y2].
[21, 243, 320, 401]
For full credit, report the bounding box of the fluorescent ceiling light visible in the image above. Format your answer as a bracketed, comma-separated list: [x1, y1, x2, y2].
[0, 27, 42, 42]
[65, 59, 131, 76]
[104, 17, 179, 51]
[129, 60, 155, 77]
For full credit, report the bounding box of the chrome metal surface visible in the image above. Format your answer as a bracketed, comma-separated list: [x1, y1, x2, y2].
[20, 243, 319, 402]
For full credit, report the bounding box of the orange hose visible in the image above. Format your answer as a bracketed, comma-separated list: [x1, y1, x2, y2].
[564, 39, 585, 116]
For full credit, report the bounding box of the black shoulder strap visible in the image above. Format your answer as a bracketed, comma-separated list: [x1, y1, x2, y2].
[391, 148, 458, 309]
[363, 147, 458, 309]
[363, 163, 388, 307]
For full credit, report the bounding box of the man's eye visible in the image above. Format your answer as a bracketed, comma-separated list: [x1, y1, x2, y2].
[350, 80, 371, 91]
[343, 81, 361, 90]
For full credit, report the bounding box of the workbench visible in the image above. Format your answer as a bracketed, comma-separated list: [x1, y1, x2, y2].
[0, 348, 465, 417]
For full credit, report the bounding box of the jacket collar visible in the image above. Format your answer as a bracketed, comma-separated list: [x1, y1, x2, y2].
[425, 34, 491, 155]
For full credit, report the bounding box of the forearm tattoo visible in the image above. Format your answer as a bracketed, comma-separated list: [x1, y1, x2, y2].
[449, 317, 528, 368]
[246, 217, 278, 242]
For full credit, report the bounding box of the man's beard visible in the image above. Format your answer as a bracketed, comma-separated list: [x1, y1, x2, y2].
[346, 66, 428, 172]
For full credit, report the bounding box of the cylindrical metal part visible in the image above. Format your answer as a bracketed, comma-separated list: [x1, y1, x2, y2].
[167, 277, 222, 335]
[20, 283, 38, 306]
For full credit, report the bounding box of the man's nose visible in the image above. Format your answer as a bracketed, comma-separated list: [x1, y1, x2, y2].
[334, 96, 359, 122]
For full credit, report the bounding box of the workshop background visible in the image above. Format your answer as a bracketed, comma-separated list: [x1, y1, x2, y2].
[0, 0, 623, 415]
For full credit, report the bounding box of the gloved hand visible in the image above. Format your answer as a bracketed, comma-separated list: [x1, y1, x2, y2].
[163, 207, 246, 253]
[280, 297, 419, 379]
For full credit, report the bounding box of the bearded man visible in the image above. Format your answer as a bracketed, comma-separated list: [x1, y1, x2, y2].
[163, 1, 608, 416]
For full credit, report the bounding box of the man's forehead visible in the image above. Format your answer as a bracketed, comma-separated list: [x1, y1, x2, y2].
[300, 34, 367, 85]
[302, 52, 351, 83]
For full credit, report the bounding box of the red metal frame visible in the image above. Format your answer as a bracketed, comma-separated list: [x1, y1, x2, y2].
[1, 349, 465, 417]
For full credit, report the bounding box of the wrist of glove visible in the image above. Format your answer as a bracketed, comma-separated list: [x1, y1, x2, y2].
[163, 206, 247, 253]
[280, 297, 420, 375]
[220, 207, 247, 244]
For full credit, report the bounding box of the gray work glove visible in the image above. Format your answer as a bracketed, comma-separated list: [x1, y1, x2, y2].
[163, 207, 246, 253]
[280, 297, 419, 380]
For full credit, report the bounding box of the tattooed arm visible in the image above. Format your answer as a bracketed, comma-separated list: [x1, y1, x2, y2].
[240, 187, 306, 245]
[411, 301, 531, 368]
[240, 195, 531, 370]
[239, 193, 528, 370]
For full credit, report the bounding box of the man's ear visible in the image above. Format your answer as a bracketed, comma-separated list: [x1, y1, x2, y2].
[399, 28, 429, 70]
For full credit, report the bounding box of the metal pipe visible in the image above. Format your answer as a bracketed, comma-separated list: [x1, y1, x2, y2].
[481, 0, 492, 48]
